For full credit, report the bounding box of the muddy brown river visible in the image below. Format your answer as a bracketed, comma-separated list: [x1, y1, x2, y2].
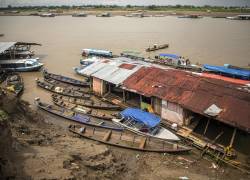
[0, 15, 250, 103]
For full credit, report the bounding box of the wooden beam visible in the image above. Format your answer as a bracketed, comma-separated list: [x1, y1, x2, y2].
[229, 128, 237, 148]
[123, 90, 126, 102]
[203, 118, 210, 135]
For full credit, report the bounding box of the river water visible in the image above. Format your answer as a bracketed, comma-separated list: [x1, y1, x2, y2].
[0, 15, 250, 103]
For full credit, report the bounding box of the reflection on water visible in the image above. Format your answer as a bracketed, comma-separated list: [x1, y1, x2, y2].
[0, 16, 250, 103]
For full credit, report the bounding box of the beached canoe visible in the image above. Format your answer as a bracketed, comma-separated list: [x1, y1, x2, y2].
[36, 79, 91, 99]
[112, 108, 180, 141]
[44, 77, 90, 93]
[146, 44, 169, 52]
[52, 95, 114, 121]
[68, 125, 191, 153]
[43, 70, 90, 87]
[52, 94, 121, 110]
[35, 98, 123, 131]
[5, 73, 24, 96]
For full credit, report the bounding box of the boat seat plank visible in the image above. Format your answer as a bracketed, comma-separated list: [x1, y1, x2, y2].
[103, 130, 112, 142]
[139, 137, 147, 149]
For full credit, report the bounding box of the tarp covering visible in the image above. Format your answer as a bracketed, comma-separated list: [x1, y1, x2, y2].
[203, 64, 250, 80]
[120, 108, 161, 128]
[204, 104, 222, 117]
[159, 53, 180, 59]
[82, 49, 112, 57]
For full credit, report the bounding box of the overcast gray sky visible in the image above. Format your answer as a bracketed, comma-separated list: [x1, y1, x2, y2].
[0, 0, 250, 7]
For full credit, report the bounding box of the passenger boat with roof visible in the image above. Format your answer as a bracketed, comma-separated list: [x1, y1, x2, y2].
[82, 49, 113, 58]
[0, 58, 43, 72]
[112, 108, 180, 141]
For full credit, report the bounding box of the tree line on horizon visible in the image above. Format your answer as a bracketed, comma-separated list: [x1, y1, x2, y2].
[1, 4, 249, 11]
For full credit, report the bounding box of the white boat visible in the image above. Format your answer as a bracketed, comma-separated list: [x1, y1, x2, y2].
[0, 58, 43, 72]
[112, 108, 180, 141]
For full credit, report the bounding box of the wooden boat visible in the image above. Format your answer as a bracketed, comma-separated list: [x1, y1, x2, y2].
[5, 73, 24, 96]
[146, 44, 169, 52]
[52, 96, 114, 120]
[0, 34, 4, 37]
[44, 78, 90, 93]
[52, 94, 121, 110]
[68, 125, 191, 153]
[35, 98, 123, 131]
[43, 70, 90, 87]
[36, 79, 91, 99]
[112, 108, 180, 141]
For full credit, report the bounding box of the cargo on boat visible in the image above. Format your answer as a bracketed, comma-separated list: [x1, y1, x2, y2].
[52, 94, 121, 110]
[35, 98, 123, 131]
[36, 79, 91, 99]
[4, 73, 24, 96]
[68, 125, 191, 153]
[43, 70, 90, 87]
[0, 58, 43, 72]
[146, 44, 169, 52]
[113, 108, 180, 141]
[52, 95, 115, 121]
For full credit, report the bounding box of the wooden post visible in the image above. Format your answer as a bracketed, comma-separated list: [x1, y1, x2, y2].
[203, 119, 210, 135]
[139, 95, 142, 108]
[123, 90, 126, 102]
[229, 128, 237, 148]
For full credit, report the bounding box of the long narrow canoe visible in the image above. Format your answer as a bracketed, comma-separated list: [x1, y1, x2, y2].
[52, 95, 114, 121]
[36, 79, 91, 99]
[43, 70, 90, 87]
[44, 77, 90, 93]
[52, 94, 121, 110]
[68, 125, 191, 153]
[35, 99, 123, 131]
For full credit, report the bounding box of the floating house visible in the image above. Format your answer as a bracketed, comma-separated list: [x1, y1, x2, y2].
[79, 57, 250, 153]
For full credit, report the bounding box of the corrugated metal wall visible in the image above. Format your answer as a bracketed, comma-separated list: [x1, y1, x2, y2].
[161, 100, 184, 125]
[93, 77, 103, 95]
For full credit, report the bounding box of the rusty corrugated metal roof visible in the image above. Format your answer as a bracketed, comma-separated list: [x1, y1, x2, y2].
[123, 67, 250, 132]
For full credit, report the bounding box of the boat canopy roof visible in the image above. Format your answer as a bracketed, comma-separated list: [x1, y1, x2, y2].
[120, 108, 161, 128]
[82, 48, 112, 56]
[203, 64, 250, 80]
[0, 42, 16, 54]
[159, 53, 180, 59]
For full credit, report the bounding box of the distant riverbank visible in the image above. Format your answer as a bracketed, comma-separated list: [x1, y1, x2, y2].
[1, 6, 250, 17]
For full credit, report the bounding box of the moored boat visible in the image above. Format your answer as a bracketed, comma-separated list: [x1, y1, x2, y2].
[72, 13, 87, 17]
[82, 49, 113, 58]
[203, 64, 250, 80]
[40, 13, 55, 17]
[5, 73, 24, 96]
[112, 108, 180, 141]
[68, 125, 191, 153]
[52, 96, 114, 120]
[36, 79, 91, 99]
[34, 98, 123, 131]
[146, 44, 169, 52]
[43, 70, 90, 87]
[52, 94, 121, 110]
[0, 58, 43, 72]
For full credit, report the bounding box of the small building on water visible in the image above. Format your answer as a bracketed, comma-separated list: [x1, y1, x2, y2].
[79, 57, 250, 154]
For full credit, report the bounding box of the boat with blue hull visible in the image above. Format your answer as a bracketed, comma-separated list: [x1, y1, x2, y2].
[0, 58, 43, 72]
[203, 64, 250, 80]
[35, 98, 123, 131]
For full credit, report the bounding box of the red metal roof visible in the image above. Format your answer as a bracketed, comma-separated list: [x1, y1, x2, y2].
[123, 67, 250, 132]
[119, 63, 136, 70]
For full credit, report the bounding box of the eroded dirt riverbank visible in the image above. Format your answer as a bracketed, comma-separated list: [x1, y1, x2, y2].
[0, 94, 250, 180]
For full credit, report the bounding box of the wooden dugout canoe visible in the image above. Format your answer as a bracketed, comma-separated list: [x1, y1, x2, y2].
[69, 125, 192, 153]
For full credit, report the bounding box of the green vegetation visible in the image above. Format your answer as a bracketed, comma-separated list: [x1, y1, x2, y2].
[1, 5, 250, 13]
